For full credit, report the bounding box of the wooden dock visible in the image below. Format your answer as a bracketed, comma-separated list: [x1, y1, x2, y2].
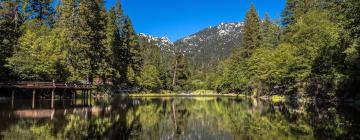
[0, 81, 93, 90]
[0, 81, 94, 109]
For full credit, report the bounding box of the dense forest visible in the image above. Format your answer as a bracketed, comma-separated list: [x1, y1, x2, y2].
[1, 0, 360, 99]
[212, 0, 360, 100]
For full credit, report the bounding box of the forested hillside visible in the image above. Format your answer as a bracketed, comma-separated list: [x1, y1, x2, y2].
[139, 22, 246, 91]
[175, 22, 244, 71]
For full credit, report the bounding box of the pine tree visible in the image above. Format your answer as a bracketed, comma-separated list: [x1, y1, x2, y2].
[281, 0, 297, 27]
[78, 0, 107, 84]
[242, 4, 261, 58]
[122, 17, 143, 87]
[261, 14, 280, 48]
[114, 0, 124, 28]
[54, 0, 85, 81]
[172, 51, 190, 91]
[139, 64, 162, 92]
[106, 0, 130, 87]
[24, 0, 55, 26]
[281, 0, 318, 27]
[0, 0, 23, 81]
[106, 1, 124, 87]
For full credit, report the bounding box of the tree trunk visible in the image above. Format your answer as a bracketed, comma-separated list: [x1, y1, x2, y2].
[172, 59, 178, 86]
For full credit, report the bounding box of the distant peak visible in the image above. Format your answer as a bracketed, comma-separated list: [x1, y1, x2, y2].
[138, 33, 174, 46]
[139, 33, 171, 41]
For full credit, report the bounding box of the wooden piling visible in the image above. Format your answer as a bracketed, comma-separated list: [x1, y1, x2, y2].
[32, 89, 36, 109]
[86, 90, 89, 106]
[11, 90, 15, 109]
[72, 90, 76, 106]
[85, 90, 88, 106]
[51, 89, 55, 109]
[81, 90, 84, 106]
[89, 90, 92, 106]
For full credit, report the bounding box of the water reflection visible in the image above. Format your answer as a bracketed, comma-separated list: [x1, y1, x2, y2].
[0, 97, 359, 140]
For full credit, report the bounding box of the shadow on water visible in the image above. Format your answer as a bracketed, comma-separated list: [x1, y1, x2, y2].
[0, 96, 359, 140]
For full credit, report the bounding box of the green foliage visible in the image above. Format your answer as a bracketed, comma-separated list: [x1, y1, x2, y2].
[2, 0, 360, 98]
[106, 5, 123, 87]
[247, 44, 306, 95]
[78, 0, 108, 83]
[53, 0, 84, 82]
[0, 0, 23, 81]
[288, 11, 345, 97]
[23, 0, 55, 26]
[340, 0, 360, 96]
[281, 0, 319, 27]
[242, 4, 261, 58]
[6, 21, 67, 80]
[216, 8, 349, 98]
[260, 14, 280, 48]
[138, 64, 162, 92]
[111, 16, 143, 88]
[171, 51, 191, 91]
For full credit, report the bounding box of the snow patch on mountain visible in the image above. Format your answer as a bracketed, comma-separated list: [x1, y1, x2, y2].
[139, 33, 174, 46]
[173, 22, 245, 69]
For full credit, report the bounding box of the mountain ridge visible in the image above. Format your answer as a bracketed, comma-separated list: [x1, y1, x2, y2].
[139, 22, 244, 70]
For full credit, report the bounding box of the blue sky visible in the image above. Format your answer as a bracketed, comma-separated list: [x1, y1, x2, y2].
[106, 0, 286, 41]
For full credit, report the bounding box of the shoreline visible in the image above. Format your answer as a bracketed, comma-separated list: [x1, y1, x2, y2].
[127, 93, 244, 97]
[125, 94, 360, 105]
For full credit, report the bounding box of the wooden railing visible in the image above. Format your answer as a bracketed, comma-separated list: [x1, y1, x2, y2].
[0, 81, 93, 90]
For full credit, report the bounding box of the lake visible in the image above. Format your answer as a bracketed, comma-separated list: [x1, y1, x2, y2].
[0, 96, 359, 140]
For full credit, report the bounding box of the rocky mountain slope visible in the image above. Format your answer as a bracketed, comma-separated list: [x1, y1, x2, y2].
[139, 22, 244, 70]
[174, 22, 244, 70]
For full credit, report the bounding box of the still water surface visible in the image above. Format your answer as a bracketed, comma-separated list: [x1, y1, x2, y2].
[0, 97, 359, 140]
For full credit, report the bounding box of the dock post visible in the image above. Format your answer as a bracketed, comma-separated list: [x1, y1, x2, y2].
[73, 90, 76, 100]
[11, 90, 15, 109]
[87, 90, 90, 106]
[32, 89, 36, 109]
[73, 90, 76, 106]
[89, 90, 92, 106]
[81, 90, 84, 106]
[51, 89, 55, 109]
[85, 90, 88, 106]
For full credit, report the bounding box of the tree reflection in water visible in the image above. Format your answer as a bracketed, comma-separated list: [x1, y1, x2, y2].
[0, 97, 359, 140]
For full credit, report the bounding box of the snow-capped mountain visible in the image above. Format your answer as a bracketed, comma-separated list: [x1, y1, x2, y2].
[139, 33, 174, 52]
[138, 22, 244, 70]
[174, 22, 244, 70]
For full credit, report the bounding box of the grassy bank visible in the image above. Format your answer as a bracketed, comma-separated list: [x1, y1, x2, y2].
[128, 90, 244, 97]
[128, 93, 244, 97]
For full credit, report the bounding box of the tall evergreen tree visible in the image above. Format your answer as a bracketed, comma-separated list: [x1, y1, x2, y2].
[171, 51, 190, 91]
[281, 0, 319, 27]
[138, 64, 162, 92]
[122, 16, 143, 87]
[106, 1, 124, 87]
[242, 4, 261, 58]
[54, 0, 85, 82]
[78, 0, 107, 84]
[261, 14, 280, 48]
[0, 0, 23, 81]
[282, 0, 297, 27]
[24, 0, 55, 25]
[114, 0, 124, 28]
